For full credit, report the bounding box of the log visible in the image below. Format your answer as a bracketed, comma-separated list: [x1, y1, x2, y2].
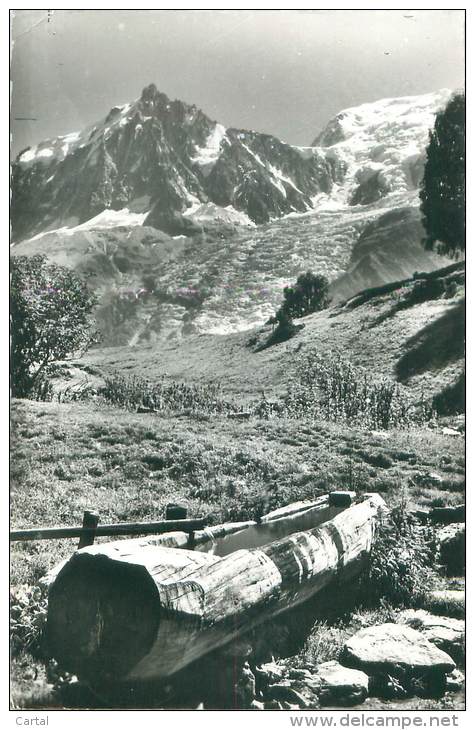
[46, 493, 386, 685]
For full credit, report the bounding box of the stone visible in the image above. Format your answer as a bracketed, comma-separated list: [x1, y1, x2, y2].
[219, 638, 253, 658]
[267, 683, 310, 708]
[235, 662, 256, 709]
[441, 427, 461, 437]
[430, 505, 465, 524]
[264, 699, 283, 709]
[370, 673, 408, 700]
[438, 523, 465, 576]
[341, 623, 455, 679]
[445, 668, 464, 692]
[250, 699, 265, 710]
[399, 609, 465, 662]
[254, 661, 286, 684]
[288, 668, 313, 681]
[311, 660, 369, 706]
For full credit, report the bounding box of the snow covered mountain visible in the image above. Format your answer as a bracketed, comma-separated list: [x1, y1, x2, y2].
[11, 83, 338, 242]
[11, 86, 451, 242]
[11, 86, 454, 344]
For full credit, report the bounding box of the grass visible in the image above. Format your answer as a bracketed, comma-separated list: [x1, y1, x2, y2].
[10, 360, 464, 708]
[11, 398, 464, 589]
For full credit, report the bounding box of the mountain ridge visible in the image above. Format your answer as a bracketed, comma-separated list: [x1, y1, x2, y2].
[11, 85, 452, 242]
[11, 86, 455, 345]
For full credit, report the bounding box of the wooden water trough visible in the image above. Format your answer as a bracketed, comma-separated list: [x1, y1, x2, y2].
[45, 492, 386, 686]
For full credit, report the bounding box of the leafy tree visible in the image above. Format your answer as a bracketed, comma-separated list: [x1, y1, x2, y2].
[420, 93, 465, 257]
[281, 271, 330, 318]
[11, 255, 98, 398]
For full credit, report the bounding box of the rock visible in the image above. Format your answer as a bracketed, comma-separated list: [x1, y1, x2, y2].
[341, 623, 455, 679]
[441, 427, 461, 437]
[264, 699, 283, 710]
[267, 683, 310, 708]
[235, 662, 256, 709]
[329, 491, 356, 507]
[430, 505, 465, 524]
[311, 660, 369, 706]
[370, 673, 408, 700]
[288, 668, 313, 681]
[399, 610, 464, 662]
[219, 638, 253, 658]
[254, 661, 286, 684]
[446, 668, 464, 692]
[438, 523, 465, 575]
[250, 699, 265, 710]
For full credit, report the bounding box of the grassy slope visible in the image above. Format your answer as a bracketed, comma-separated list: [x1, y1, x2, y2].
[78, 265, 465, 404]
[10, 264, 465, 709]
[11, 398, 464, 589]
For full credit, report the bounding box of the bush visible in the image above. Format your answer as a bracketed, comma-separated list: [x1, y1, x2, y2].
[358, 498, 439, 607]
[11, 255, 97, 399]
[283, 351, 431, 429]
[281, 271, 330, 319]
[100, 373, 240, 416]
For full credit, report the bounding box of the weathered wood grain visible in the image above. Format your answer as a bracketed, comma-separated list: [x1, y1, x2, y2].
[46, 493, 386, 684]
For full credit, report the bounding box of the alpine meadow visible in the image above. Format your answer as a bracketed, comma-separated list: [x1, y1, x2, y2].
[10, 9, 465, 715]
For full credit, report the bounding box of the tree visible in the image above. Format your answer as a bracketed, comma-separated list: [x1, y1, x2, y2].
[281, 271, 330, 318]
[11, 255, 98, 398]
[420, 93, 465, 257]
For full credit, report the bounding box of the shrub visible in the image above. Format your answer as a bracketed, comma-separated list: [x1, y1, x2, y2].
[99, 373, 240, 416]
[283, 351, 431, 429]
[358, 497, 439, 607]
[10, 584, 48, 658]
[11, 255, 97, 399]
[281, 271, 330, 318]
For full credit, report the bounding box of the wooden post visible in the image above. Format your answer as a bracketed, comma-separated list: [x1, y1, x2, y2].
[46, 494, 386, 685]
[78, 511, 99, 549]
[166, 503, 193, 548]
[165, 504, 188, 521]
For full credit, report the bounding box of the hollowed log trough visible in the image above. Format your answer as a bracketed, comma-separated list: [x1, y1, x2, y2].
[46, 492, 386, 685]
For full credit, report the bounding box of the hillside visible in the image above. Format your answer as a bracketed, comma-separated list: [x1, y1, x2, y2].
[330, 207, 451, 302]
[63, 261, 464, 413]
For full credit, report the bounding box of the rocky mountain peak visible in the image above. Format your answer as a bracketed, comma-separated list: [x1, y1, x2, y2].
[11, 87, 452, 245]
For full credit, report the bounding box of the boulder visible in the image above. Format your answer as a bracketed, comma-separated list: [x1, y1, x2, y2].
[311, 660, 369, 705]
[250, 699, 265, 710]
[399, 610, 465, 662]
[254, 661, 286, 685]
[438, 523, 465, 576]
[267, 683, 311, 708]
[341, 623, 455, 679]
[445, 668, 464, 692]
[264, 699, 283, 710]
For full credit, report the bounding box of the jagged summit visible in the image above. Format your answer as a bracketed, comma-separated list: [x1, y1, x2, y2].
[11, 83, 335, 241]
[12, 86, 452, 243]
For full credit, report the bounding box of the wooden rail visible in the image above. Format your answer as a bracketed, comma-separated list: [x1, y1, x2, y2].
[10, 518, 205, 543]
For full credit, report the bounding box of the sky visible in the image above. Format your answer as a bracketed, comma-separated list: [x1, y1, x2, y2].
[10, 9, 465, 156]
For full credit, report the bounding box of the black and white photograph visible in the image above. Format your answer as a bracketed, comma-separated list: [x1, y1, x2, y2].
[9, 7, 466, 717]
